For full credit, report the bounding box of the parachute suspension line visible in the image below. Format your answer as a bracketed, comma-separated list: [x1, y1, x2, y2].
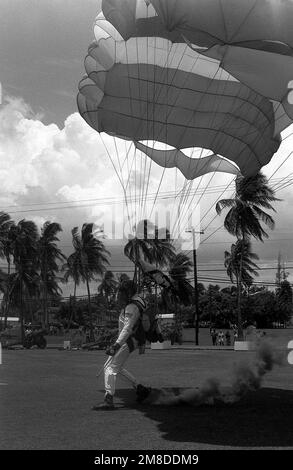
[129, 31, 157, 228]
[140, 26, 170, 223]
[274, 177, 293, 193]
[197, 167, 291, 253]
[124, 33, 144, 233]
[219, 0, 228, 43]
[182, 66, 240, 232]
[132, 39, 195, 226]
[99, 134, 124, 190]
[192, 124, 293, 255]
[269, 150, 293, 184]
[113, 136, 137, 238]
[114, 137, 125, 187]
[122, 33, 141, 231]
[171, 171, 195, 238]
[122, 25, 176, 227]
[170, 60, 227, 239]
[99, 133, 133, 235]
[173, 147, 206, 228]
[147, 41, 205, 222]
[184, 90, 252, 238]
[139, 30, 151, 224]
[148, 36, 175, 222]
[228, 0, 259, 43]
[272, 170, 293, 191]
[141, 30, 161, 223]
[147, 41, 197, 223]
[139, 146, 145, 223]
[171, 57, 238, 238]
[134, 145, 138, 234]
[201, 178, 235, 226]
[197, 144, 289, 254]
[183, 2, 278, 220]
[146, 41, 189, 221]
[124, 140, 134, 226]
[119, 143, 137, 233]
[174, 53, 271, 242]
[268, 128, 293, 182]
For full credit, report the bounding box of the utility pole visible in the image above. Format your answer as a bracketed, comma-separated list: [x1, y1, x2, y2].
[185, 227, 204, 345]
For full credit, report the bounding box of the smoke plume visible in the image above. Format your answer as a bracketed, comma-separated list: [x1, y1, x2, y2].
[146, 341, 285, 406]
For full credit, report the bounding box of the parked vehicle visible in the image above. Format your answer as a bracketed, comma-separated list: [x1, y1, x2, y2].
[23, 326, 47, 349]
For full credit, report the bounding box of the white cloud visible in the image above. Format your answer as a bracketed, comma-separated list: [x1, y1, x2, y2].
[0, 96, 121, 221]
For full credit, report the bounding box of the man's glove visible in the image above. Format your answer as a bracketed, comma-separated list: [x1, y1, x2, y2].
[105, 342, 121, 356]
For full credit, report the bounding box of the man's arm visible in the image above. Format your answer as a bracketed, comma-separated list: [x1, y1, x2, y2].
[116, 304, 140, 346]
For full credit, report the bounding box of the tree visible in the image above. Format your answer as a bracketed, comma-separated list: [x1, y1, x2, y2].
[216, 172, 279, 241]
[124, 220, 155, 287]
[9, 220, 39, 342]
[98, 270, 118, 309]
[224, 239, 259, 337]
[124, 219, 175, 289]
[0, 212, 14, 329]
[158, 252, 194, 319]
[216, 172, 278, 338]
[276, 280, 293, 326]
[62, 252, 82, 328]
[69, 223, 110, 339]
[38, 221, 65, 327]
[168, 252, 193, 305]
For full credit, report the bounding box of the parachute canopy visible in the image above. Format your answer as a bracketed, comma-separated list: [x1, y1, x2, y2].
[78, 0, 293, 178]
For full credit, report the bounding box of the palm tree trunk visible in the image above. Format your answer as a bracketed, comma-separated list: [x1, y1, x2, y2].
[4, 260, 11, 329]
[67, 295, 73, 333]
[28, 294, 33, 323]
[86, 278, 95, 341]
[135, 242, 140, 290]
[20, 280, 24, 344]
[73, 282, 77, 322]
[67, 284, 77, 333]
[237, 271, 243, 340]
[43, 258, 48, 328]
[237, 235, 245, 340]
[44, 285, 48, 328]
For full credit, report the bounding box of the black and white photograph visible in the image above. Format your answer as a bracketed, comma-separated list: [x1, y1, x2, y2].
[0, 0, 293, 459]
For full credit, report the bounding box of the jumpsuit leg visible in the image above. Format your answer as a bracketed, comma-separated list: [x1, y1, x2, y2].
[119, 368, 138, 389]
[104, 343, 137, 395]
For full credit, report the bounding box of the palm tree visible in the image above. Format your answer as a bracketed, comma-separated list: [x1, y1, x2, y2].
[98, 270, 117, 309]
[216, 172, 278, 338]
[62, 252, 82, 329]
[124, 222, 154, 288]
[9, 220, 39, 342]
[216, 172, 279, 241]
[124, 219, 176, 289]
[69, 223, 110, 339]
[224, 239, 259, 337]
[0, 212, 14, 328]
[38, 221, 65, 327]
[0, 212, 13, 256]
[168, 252, 194, 307]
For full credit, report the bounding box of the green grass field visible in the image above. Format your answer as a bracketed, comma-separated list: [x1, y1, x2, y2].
[1, 343, 293, 450]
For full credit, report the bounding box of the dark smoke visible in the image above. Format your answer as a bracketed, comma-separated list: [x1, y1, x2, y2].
[147, 341, 285, 406]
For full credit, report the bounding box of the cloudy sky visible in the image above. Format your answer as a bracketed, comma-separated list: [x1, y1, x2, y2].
[1, 0, 293, 296]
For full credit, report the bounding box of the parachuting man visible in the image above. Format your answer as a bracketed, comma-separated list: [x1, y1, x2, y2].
[93, 279, 164, 410]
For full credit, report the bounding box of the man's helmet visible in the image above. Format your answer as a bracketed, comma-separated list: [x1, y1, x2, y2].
[130, 294, 147, 311]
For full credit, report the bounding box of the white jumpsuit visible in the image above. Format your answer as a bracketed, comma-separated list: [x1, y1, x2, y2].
[104, 303, 140, 396]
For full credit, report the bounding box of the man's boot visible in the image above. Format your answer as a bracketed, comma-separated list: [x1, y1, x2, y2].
[92, 393, 115, 410]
